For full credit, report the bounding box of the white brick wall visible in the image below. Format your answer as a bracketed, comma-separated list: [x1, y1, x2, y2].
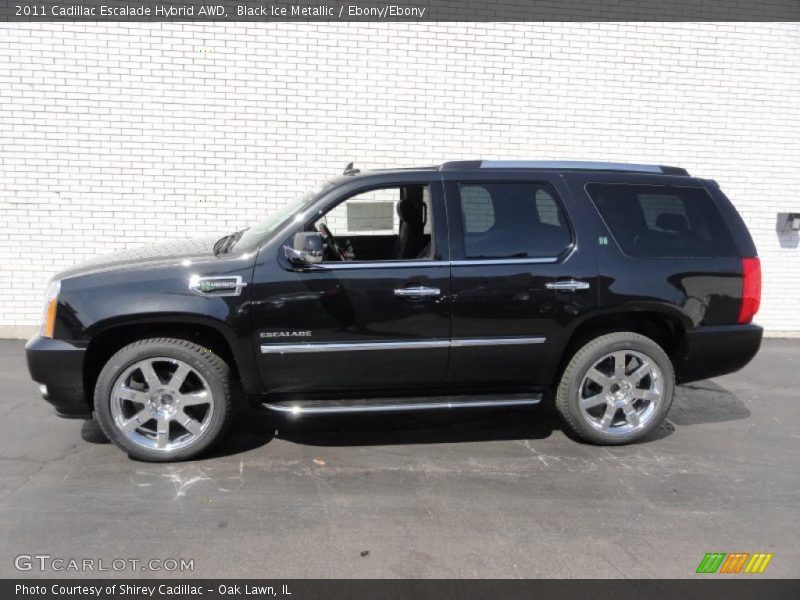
[1, 22, 799, 334]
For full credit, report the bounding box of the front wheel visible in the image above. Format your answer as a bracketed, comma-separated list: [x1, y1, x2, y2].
[94, 338, 233, 462]
[555, 332, 674, 445]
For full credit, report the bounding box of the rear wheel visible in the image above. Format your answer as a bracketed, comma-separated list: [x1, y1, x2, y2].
[555, 332, 674, 445]
[94, 338, 232, 461]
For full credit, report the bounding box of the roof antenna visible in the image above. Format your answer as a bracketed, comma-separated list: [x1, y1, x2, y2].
[343, 162, 360, 175]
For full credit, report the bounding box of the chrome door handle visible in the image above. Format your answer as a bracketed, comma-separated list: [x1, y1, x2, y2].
[545, 279, 590, 292]
[394, 286, 441, 298]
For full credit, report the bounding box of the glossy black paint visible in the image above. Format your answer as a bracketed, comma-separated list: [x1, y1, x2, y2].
[250, 175, 451, 395]
[26, 165, 762, 418]
[26, 237, 260, 415]
[251, 264, 452, 394]
[25, 336, 89, 418]
[675, 323, 763, 382]
[441, 170, 599, 389]
[564, 172, 753, 330]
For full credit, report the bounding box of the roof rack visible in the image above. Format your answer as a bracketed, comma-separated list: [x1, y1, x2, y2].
[440, 160, 689, 176]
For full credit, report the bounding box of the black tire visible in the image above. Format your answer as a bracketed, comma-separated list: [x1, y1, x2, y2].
[94, 338, 233, 462]
[555, 332, 674, 445]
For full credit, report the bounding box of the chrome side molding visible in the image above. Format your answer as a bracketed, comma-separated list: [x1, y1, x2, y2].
[262, 340, 450, 354]
[449, 337, 545, 347]
[260, 336, 546, 354]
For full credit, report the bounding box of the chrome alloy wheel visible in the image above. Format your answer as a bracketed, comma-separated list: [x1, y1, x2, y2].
[578, 350, 663, 435]
[110, 357, 214, 452]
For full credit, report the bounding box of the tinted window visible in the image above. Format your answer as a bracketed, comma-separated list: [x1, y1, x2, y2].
[461, 186, 494, 233]
[586, 183, 737, 258]
[457, 182, 571, 259]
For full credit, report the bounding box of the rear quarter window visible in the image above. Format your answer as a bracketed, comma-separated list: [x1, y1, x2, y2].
[585, 183, 738, 258]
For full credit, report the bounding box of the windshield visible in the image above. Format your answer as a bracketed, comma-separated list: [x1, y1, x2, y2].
[231, 180, 335, 252]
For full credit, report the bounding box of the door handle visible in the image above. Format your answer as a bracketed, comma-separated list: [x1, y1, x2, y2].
[545, 279, 590, 292]
[394, 286, 441, 298]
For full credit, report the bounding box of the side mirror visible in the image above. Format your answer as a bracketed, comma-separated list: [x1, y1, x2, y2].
[285, 232, 324, 267]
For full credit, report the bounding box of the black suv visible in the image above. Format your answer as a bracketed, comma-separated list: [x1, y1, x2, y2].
[26, 161, 762, 461]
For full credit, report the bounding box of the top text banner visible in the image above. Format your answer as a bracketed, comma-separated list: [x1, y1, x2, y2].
[2, 0, 800, 22]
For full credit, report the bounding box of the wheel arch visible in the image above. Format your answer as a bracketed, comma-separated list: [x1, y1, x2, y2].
[82, 315, 256, 408]
[555, 307, 687, 384]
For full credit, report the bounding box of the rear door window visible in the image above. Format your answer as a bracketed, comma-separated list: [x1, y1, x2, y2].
[456, 182, 572, 259]
[586, 183, 738, 258]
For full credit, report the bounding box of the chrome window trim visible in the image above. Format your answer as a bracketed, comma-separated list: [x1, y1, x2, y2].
[306, 257, 561, 271]
[450, 257, 558, 266]
[260, 336, 546, 354]
[312, 260, 448, 270]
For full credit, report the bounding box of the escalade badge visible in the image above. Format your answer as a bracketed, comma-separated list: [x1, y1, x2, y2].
[260, 331, 312, 338]
[189, 275, 246, 297]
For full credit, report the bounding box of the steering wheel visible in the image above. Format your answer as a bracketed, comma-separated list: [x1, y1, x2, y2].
[317, 223, 346, 261]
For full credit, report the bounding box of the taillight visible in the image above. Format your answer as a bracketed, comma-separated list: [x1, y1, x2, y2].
[738, 257, 761, 324]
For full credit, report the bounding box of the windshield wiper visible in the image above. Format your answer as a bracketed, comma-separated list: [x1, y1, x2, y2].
[213, 230, 246, 256]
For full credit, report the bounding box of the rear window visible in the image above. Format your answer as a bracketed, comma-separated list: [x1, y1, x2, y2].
[586, 183, 738, 258]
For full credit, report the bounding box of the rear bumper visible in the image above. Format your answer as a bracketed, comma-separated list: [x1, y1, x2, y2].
[25, 335, 91, 419]
[675, 323, 763, 383]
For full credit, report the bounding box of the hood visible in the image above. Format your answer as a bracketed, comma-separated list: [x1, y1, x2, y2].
[55, 236, 221, 280]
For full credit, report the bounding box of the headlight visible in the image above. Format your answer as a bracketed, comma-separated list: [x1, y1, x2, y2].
[40, 280, 61, 338]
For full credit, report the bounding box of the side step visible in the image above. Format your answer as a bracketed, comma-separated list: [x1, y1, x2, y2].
[262, 393, 542, 415]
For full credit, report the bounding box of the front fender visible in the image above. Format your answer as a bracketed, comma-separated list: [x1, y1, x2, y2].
[52, 259, 260, 395]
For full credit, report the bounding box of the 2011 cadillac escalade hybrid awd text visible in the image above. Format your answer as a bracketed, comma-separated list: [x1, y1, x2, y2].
[26, 160, 763, 461]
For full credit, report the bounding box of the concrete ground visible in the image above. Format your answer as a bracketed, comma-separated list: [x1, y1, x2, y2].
[0, 339, 797, 579]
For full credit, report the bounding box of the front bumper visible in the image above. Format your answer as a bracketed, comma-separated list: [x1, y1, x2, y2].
[675, 323, 763, 383]
[26, 335, 91, 419]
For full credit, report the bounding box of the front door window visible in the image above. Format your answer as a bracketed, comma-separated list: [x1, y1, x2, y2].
[311, 185, 434, 262]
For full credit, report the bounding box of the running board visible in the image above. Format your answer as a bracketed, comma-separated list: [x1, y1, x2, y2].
[261, 393, 542, 415]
